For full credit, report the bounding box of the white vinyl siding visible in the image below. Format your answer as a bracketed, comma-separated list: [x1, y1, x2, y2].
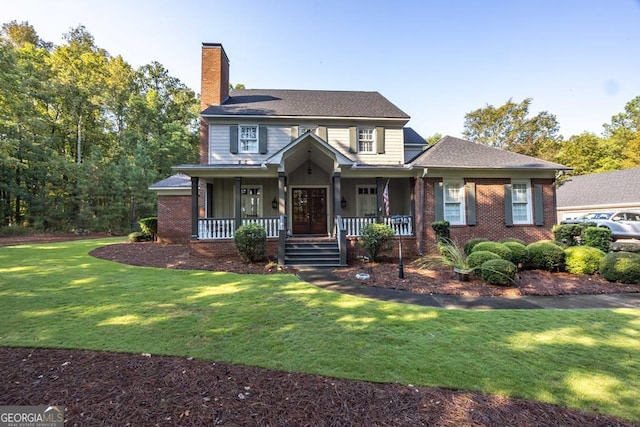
[443, 180, 465, 225]
[208, 125, 291, 164]
[511, 180, 533, 224]
[327, 127, 403, 165]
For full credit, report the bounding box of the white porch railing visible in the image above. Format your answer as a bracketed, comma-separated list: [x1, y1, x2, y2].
[198, 217, 280, 239]
[341, 216, 413, 237]
[242, 217, 280, 238]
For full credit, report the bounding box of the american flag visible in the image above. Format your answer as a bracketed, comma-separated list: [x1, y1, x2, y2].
[383, 180, 390, 216]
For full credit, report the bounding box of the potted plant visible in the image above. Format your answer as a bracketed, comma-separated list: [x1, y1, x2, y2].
[437, 238, 473, 281]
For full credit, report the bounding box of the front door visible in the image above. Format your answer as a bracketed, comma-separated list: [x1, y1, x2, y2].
[292, 188, 327, 235]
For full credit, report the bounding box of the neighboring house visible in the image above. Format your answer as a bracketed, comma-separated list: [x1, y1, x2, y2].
[150, 43, 569, 266]
[556, 168, 640, 221]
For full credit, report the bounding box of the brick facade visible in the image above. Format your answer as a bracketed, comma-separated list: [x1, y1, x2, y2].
[200, 44, 229, 165]
[419, 177, 556, 253]
[157, 195, 192, 243]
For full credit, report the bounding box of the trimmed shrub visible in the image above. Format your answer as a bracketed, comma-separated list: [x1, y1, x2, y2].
[471, 241, 512, 260]
[564, 246, 606, 275]
[481, 259, 518, 286]
[431, 220, 450, 243]
[499, 237, 527, 246]
[234, 223, 267, 262]
[139, 217, 158, 240]
[582, 226, 612, 253]
[464, 238, 489, 255]
[526, 241, 566, 271]
[552, 224, 583, 247]
[502, 241, 528, 266]
[360, 223, 396, 262]
[128, 231, 149, 242]
[467, 250, 501, 270]
[599, 252, 640, 284]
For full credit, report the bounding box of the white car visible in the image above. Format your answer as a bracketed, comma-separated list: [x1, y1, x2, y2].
[561, 211, 640, 240]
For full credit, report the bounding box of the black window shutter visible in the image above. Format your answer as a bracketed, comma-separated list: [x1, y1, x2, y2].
[466, 182, 476, 225]
[349, 127, 357, 153]
[434, 182, 444, 221]
[376, 127, 385, 154]
[230, 125, 238, 154]
[504, 184, 513, 226]
[534, 184, 544, 226]
[259, 126, 268, 154]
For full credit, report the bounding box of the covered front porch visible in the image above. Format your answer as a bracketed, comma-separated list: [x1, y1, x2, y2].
[175, 132, 420, 265]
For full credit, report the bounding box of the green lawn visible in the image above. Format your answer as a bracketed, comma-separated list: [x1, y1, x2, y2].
[0, 238, 639, 421]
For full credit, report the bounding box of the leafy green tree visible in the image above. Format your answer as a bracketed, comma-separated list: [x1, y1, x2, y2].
[463, 98, 561, 159]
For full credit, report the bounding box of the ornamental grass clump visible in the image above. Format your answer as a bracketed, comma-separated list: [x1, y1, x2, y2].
[480, 259, 518, 286]
[526, 241, 565, 271]
[599, 252, 640, 284]
[564, 246, 606, 275]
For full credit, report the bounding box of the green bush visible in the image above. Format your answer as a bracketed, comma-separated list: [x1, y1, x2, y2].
[564, 246, 606, 275]
[234, 223, 267, 262]
[471, 241, 512, 260]
[359, 223, 396, 262]
[502, 241, 528, 266]
[139, 217, 158, 240]
[480, 259, 518, 286]
[599, 252, 640, 284]
[467, 250, 501, 270]
[499, 237, 527, 245]
[128, 231, 149, 242]
[582, 226, 612, 253]
[0, 226, 33, 237]
[431, 220, 450, 243]
[463, 238, 489, 255]
[552, 224, 583, 247]
[526, 241, 566, 271]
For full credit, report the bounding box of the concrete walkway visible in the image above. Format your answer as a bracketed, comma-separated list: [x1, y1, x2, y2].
[296, 268, 640, 310]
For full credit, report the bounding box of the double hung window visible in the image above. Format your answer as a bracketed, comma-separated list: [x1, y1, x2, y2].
[511, 180, 532, 224]
[239, 125, 258, 153]
[358, 128, 375, 153]
[443, 180, 465, 225]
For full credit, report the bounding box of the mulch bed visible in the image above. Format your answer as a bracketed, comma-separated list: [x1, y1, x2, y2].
[0, 347, 632, 427]
[1, 237, 638, 426]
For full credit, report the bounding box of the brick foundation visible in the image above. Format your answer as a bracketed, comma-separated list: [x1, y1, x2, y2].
[157, 195, 191, 243]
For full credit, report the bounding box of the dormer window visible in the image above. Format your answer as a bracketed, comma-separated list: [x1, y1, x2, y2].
[358, 128, 375, 153]
[239, 125, 258, 153]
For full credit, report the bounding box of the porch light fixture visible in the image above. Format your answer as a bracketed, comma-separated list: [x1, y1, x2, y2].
[307, 150, 312, 175]
[272, 197, 278, 209]
[341, 197, 347, 208]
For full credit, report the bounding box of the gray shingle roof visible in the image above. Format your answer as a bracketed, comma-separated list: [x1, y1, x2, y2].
[411, 136, 570, 170]
[556, 168, 640, 208]
[202, 89, 410, 120]
[149, 173, 191, 189]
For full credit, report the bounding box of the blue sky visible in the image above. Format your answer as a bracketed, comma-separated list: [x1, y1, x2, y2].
[3, 0, 640, 139]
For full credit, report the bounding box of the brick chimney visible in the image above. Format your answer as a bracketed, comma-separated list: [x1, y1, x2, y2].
[200, 43, 229, 163]
[200, 43, 229, 110]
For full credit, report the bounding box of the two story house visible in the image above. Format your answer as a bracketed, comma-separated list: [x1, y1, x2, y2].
[150, 43, 569, 266]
